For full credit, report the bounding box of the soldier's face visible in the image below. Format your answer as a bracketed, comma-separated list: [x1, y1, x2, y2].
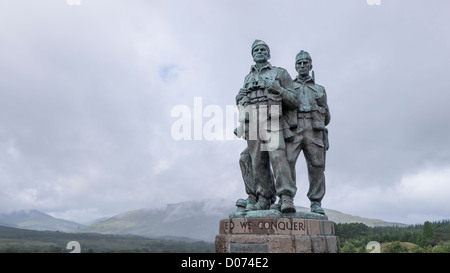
[252, 45, 270, 63]
[296, 59, 312, 77]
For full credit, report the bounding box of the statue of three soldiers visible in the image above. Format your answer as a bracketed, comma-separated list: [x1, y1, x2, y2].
[235, 40, 330, 215]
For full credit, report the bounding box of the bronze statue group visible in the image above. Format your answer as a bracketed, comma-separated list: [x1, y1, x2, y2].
[235, 40, 331, 215]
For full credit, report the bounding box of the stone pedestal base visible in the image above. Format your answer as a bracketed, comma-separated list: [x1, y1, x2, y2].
[216, 233, 339, 253]
[215, 217, 339, 253]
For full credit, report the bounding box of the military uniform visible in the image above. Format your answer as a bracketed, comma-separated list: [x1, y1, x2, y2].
[235, 40, 299, 211]
[286, 73, 330, 212]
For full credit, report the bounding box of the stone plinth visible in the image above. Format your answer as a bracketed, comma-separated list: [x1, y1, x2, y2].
[215, 211, 339, 253]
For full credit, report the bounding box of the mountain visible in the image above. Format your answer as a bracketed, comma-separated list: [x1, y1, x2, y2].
[0, 210, 84, 231]
[319, 207, 407, 227]
[0, 200, 405, 242]
[75, 199, 405, 242]
[73, 199, 232, 242]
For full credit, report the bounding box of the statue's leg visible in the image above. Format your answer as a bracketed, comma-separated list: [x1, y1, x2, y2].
[267, 131, 297, 213]
[303, 131, 326, 214]
[246, 138, 272, 210]
[285, 133, 304, 185]
[239, 147, 257, 205]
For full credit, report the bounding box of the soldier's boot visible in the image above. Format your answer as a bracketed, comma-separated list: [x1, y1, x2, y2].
[236, 194, 257, 211]
[280, 195, 296, 213]
[246, 195, 271, 210]
[270, 201, 281, 211]
[311, 201, 325, 215]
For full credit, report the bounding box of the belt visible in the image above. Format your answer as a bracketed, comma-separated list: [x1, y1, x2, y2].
[297, 112, 312, 119]
[247, 98, 283, 106]
[248, 97, 270, 104]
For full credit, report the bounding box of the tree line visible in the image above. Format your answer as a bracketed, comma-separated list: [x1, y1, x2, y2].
[335, 220, 450, 253]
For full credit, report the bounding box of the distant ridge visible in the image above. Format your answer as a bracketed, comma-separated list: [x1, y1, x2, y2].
[0, 209, 84, 231]
[0, 200, 406, 241]
[313, 207, 407, 227]
[75, 199, 406, 242]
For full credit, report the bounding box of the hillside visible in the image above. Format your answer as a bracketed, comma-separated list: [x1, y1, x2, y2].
[74, 199, 230, 242]
[319, 207, 407, 227]
[0, 210, 83, 231]
[75, 199, 404, 242]
[0, 225, 214, 253]
[0, 200, 405, 242]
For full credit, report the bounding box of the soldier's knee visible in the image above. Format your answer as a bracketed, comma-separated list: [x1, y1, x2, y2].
[270, 149, 287, 162]
[240, 147, 249, 156]
[307, 142, 326, 168]
[240, 149, 250, 162]
[309, 162, 325, 170]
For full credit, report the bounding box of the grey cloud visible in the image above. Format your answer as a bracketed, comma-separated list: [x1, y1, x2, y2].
[0, 0, 449, 224]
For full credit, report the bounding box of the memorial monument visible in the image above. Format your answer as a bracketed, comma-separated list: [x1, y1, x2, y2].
[215, 40, 339, 253]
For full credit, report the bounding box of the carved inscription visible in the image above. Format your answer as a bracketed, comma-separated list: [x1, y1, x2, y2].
[221, 218, 308, 235]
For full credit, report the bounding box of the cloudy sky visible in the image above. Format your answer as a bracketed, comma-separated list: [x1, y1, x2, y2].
[1, 0, 450, 225]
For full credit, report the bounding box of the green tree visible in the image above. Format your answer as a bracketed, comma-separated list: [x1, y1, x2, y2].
[432, 241, 450, 253]
[384, 241, 408, 253]
[358, 244, 367, 253]
[400, 231, 413, 242]
[335, 223, 369, 241]
[432, 227, 444, 245]
[421, 221, 434, 246]
[340, 243, 356, 253]
[410, 245, 425, 253]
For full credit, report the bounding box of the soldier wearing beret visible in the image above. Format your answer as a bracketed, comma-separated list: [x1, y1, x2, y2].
[286, 50, 331, 215]
[235, 40, 299, 213]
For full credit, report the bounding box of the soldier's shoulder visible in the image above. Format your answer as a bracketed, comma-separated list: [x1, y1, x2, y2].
[314, 83, 326, 90]
[307, 82, 326, 94]
[244, 72, 253, 80]
[272, 66, 291, 76]
[272, 65, 288, 72]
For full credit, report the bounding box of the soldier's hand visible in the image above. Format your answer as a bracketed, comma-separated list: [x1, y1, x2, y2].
[267, 82, 282, 95]
[239, 88, 250, 94]
[236, 88, 250, 105]
[316, 95, 327, 107]
[238, 88, 250, 98]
